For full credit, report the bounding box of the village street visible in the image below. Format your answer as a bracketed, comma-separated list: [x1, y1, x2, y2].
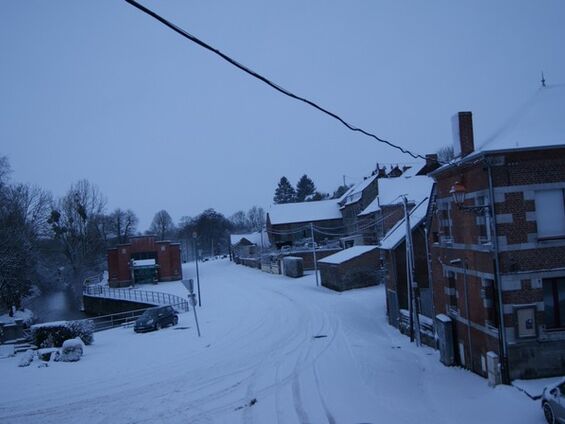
[0, 259, 542, 423]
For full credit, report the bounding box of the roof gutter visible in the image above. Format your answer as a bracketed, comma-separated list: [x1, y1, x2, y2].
[429, 143, 565, 178]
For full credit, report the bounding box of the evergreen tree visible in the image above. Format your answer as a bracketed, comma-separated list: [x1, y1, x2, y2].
[331, 184, 352, 199]
[310, 191, 329, 201]
[273, 177, 296, 204]
[295, 174, 316, 202]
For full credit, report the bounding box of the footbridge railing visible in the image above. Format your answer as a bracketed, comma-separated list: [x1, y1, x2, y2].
[83, 286, 190, 313]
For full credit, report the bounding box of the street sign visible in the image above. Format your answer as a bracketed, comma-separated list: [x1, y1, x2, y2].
[182, 278, 201, 337]
[182, 279, 194, 293]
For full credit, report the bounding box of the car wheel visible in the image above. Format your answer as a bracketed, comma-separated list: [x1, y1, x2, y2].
[543, 402, 555, 424]
[173, 316, 178, 326]
[155, 322, 162, 331]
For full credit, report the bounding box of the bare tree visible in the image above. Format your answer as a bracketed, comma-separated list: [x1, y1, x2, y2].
[149, 210, 175, 240]
[0, 161, 52, 313]
[437, 145, 455, 162]
[229, 210, 250, 233]
[0, 156, 10, 189]
[247, 206, 265, 231]
[109, 208, 138, 244]
[49, 179, 107, 291]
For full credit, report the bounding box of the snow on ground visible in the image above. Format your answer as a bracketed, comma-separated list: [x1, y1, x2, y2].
[0, 308, 34, 325]
[0, 259, 543, 424]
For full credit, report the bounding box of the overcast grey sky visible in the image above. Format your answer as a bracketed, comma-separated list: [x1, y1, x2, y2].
[1, 0, 564, 230]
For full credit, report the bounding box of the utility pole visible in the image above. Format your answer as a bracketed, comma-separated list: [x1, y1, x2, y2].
[310, 223, 319, 286]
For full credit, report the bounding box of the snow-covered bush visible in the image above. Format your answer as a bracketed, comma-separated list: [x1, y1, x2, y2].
[31, 319, 94, 348]
[31, 322, 73, 348]
[37, 348, 58, 361]
[18, 350, 35, 367]
[67, 319, 94, 345]
[55, 338, 84, 362]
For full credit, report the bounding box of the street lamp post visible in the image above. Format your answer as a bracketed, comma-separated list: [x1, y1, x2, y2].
[193, 232, 201, 307]
[450, 181, 490, 215]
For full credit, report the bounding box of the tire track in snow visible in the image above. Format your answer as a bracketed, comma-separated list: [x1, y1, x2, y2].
[313, 363, 336, 424]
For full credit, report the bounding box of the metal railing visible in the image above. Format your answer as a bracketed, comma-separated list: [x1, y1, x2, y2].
[83, 286, 190, 313]
[86, 305, 187, 332]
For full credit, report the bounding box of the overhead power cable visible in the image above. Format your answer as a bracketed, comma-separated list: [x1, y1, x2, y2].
[124, 0, 429, 161]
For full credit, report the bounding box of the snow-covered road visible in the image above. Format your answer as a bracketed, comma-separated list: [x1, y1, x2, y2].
[0, 259, 542, 423]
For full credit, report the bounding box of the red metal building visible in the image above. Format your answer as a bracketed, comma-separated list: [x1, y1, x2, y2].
[107, 235, 182, 288]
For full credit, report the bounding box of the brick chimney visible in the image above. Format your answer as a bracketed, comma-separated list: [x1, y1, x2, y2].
[451, 111, 475, 157]
[425, 154, 438, 168]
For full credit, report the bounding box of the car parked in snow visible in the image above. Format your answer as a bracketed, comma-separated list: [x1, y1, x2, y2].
[542, 378, 565, 423]
[134, 306, 178, 333]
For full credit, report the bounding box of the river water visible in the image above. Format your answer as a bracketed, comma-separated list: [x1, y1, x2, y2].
[25, 290, 88, 323]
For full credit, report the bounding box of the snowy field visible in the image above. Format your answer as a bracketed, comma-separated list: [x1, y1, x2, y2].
[0, 259, 543, 423]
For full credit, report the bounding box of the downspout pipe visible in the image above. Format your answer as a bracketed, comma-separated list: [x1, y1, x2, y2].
[487, 160, 510, 384]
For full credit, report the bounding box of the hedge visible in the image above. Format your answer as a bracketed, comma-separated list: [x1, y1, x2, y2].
[31, 319, 94, 348]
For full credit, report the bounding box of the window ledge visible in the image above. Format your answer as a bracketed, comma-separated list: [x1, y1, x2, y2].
[538, 235, 565, 242]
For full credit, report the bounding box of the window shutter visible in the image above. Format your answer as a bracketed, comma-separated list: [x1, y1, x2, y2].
[535, 190, 565, 238]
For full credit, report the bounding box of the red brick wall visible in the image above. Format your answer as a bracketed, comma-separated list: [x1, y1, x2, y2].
[430, 146, 565, 378]
[319, 248, 380, 291]
[108, 236, 183, 286]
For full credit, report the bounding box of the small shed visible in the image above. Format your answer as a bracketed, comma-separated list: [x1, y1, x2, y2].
[230, 231, 270, 261]
[318, 245, 380, 292]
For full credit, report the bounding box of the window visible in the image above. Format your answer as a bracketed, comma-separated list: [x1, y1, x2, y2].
[543, 277, 565, 329]
[535, 190, 565, 238]
[515, 306, 537, 338]
[447, 271, 458, 309]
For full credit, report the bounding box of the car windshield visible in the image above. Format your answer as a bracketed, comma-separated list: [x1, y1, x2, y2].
[140, 309, 158, 319]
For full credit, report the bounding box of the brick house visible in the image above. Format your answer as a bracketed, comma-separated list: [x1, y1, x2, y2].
[429, 85, 565, 381]
[358, 173, 434, 245]
[318, 245, 380, 291]
[379, 197, 434, 335]
[230, 231, 269, 261]
[266, 200, 343, 247]
[107, 235, 182, 288]
[338, 173, 379, 246]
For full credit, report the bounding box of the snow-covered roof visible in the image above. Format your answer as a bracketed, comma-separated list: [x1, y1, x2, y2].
[359, 175, 433, 216]
[399, 162, 425, 178]
[378, 197, 430, 250]
[477, 85, 565, 153]
[268, 200, 342, 225]
[339, 174, 378, 207]
[133, 259, 156, 267]
[318, 245, 379, 265]
[230, 231, 269, 247]
[433, 85, 565, 176]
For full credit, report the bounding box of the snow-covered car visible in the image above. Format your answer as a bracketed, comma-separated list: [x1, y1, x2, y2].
[134, 306, 178, 333]
[304, 242, 318, 249]
[542, 378, 565, 423]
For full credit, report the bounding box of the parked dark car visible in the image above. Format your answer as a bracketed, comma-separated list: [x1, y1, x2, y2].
[542, 378, 565, 423]
[134, 306, 178, 333]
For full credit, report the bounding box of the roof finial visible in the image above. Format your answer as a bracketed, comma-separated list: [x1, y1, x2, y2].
[541, 71, 546, 88]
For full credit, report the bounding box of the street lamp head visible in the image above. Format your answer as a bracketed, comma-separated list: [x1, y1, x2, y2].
[450, 181, 466, 207]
